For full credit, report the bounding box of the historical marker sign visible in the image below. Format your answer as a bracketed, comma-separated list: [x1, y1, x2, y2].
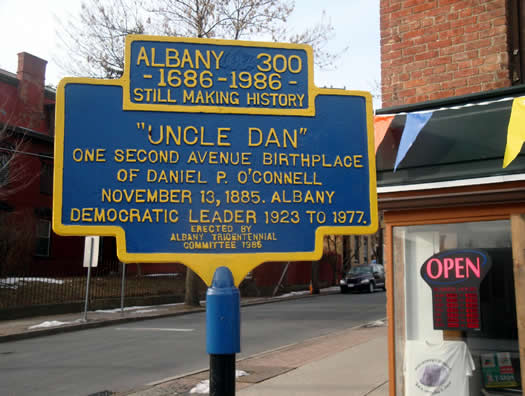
[53, 35, 377, 285]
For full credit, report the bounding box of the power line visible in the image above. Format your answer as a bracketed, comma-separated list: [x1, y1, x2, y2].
[0, 146, 53, 160]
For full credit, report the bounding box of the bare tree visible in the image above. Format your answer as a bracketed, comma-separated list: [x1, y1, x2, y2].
[0, 135, 32, 200]
[324, 235, 340, 286]
[55, 0, 147, 78]
[0, 103, 42, 201]
[56, 0, 341, 306]
[55, 0, 338, 78]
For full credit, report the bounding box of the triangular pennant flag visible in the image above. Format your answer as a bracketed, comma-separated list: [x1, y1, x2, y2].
[394, 112, 433, 171]
[503, 97, 525, 168]
[374, 115, 395, 153]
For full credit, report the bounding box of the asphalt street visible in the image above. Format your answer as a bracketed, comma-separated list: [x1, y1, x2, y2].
[0, 291, 386, 396]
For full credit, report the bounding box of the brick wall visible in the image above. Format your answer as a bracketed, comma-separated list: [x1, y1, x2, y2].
[380, 0, 511, 107]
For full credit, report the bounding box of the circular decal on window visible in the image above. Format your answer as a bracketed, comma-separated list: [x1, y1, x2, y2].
[416, 359, 451, 392]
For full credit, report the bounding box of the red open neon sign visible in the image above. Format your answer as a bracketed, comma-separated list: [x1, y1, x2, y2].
[421, 249, 492, 331]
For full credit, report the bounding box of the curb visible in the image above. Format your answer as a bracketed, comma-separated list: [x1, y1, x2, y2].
[0, 289, 339, 343]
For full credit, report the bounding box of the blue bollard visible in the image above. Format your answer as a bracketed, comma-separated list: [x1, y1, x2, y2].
[206, 267, 241, 396]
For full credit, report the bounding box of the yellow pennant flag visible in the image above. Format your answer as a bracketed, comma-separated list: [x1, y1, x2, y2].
[503, 97, 525, 168]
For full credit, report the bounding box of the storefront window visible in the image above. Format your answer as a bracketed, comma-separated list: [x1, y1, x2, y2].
[394, 220, 521, 395]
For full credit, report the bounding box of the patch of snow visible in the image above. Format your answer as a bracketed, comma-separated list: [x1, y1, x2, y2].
[236, 370, 249, 377]
[94, 302, 185, 314]
[134, 309, 159, 314]
[277, 291, 309, 298]
[95, 305, 152, 313]
[321, 286, 340, 292]
[144, 273, 181, 278]
[28, 319, 83, 330]
[0, 277, 66, 290]
[155, 302, 187, 308]
[189, 370, 249, 394]
[364, 320, 385, 328]
[190, 380, 209, 394]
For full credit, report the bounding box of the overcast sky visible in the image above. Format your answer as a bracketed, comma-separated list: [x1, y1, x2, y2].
[0, 0, 380, 104]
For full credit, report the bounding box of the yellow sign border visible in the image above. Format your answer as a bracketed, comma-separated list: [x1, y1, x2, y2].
[53, 37, 377, 287]
[122, 35, 315, 116]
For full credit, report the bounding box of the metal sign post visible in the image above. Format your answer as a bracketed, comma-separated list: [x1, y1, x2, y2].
[82, 236, 99, 321]
[207, 267, 240, 396]
[53, 35, 377, 396]
[120, 262, 126, 313]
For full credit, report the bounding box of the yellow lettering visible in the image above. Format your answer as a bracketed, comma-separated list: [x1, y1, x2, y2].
[248, 128, 263, 147]
[181, 49, 194, 68]
[133, 88, 144, 102]
[136, 46, 150, 66]
[129, 209, 141, 222]
[282, 129, 297, 148]
[151, 48, 164, 67]
[142, 209, 153, 223]
[333, 156, 343, 167]
[265, 128, 280, 147]
[195, 50, 210, 69]
[183, 90, 194, 103]
[165, 48, 180, 67]
[212, 51, 224, 69]
[184, 126, 199, 145]
[82, 208, 93, 222]
[217, 128, 231, 147]
[119, 209, 129, 223]
[71, 208, 80, 221]
[94, 209, 105, 222]
[72, 148, 83, 162]
[195, 90, 204, 104]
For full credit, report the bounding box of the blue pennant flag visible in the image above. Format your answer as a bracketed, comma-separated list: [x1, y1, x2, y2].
[394, 112, 433, 171]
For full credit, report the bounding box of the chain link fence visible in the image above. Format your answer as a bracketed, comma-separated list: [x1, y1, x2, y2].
[0, 260, 186, 311]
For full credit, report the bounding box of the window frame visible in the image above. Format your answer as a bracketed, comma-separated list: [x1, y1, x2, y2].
[0, 149, 9, 187]
[39, 160, 53, 195]
[509, 0, 525, 84]
[34, 218, 51, 257]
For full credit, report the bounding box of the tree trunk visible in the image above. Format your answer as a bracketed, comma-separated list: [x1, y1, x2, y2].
[185, 268, 201, 307]
[310, 261, 320, 294]
[376, 227, 384, 264]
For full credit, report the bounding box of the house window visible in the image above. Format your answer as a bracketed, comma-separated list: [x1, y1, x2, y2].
[35, 219, 51, 256]
[0, 151, 8, 187]
[0, 210, 6, 272]
[509, 0, 525, 84]
[40, 161, 52, 195]
[45, 103, 55, 137]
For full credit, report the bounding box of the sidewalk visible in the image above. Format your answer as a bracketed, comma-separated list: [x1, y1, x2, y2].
[236, 325, 388, 396]
[123, 322, 388, 396]
[0, 288, 389, 395]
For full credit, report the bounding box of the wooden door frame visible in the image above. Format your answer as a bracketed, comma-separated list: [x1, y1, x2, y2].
[383, 202, 525, 396]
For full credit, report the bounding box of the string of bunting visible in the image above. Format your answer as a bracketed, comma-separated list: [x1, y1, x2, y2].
[373, 96, 525, 170]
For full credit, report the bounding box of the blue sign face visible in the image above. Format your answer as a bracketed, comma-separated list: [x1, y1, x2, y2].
[53, 35, 377, 285]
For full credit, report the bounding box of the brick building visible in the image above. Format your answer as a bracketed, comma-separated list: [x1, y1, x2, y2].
[377, 1, 525, 395]
[0, 52, 86, 276]
[380, 0, 521, 106]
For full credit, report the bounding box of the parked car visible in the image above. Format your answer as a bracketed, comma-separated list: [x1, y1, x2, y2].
[340, 264, 386, 293]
